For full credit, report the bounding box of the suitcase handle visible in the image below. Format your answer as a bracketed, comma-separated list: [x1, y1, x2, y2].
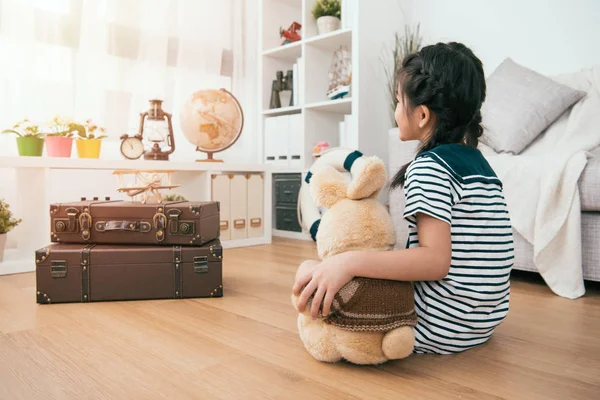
[95, 220, 152, 233]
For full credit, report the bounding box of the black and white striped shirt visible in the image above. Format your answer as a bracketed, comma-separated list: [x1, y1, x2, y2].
[403, 144, 513, 354]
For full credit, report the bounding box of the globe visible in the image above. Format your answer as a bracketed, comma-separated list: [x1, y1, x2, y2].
[179, 88, 244, 162]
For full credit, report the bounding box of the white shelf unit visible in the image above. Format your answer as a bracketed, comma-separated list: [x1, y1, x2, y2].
[258, 0, 403, 239]
[0, 156, 273, 276]
[258, 0, 405, 172]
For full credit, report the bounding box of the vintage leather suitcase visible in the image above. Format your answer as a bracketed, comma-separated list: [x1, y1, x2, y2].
[49, 199, 219, 246]
[35, 240, 223, 304]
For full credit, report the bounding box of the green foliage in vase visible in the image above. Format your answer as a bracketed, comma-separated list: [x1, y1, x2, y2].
[45, 115, 86, 138]
[164, 194, 187, 202]
[1, 119, 43, 138]
[79, 119, 108, 140]
[0, 199, 22, 234]
[381, 24, 423, 127]
[312, 0, 341, 20]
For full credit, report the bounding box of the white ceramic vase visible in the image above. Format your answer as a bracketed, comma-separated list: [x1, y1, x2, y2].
[0, 233, 6, 262]
[317, 16, 341, 35]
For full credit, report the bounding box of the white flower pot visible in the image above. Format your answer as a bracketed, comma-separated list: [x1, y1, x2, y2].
[317, 16, 341, 35]
[0, 233, 6, 262]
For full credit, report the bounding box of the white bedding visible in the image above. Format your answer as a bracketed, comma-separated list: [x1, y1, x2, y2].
[480, 65, 600, 299]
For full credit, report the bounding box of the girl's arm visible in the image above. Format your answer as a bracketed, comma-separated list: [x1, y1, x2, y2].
[347, 213, 452, 281]
[293, 213, 452, 318]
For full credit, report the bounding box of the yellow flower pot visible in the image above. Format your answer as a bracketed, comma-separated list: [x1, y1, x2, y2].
[76, 139, 102, 159]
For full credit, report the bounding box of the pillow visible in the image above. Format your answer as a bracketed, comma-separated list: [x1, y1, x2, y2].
[481, 58, 586, 154]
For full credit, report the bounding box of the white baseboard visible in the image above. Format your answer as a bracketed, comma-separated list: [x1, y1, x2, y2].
[272, 229, 312, 241]
[221, 236, 272, 249]
[0, 249, 34, 275]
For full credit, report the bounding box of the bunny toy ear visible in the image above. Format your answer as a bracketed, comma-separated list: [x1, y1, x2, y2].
[346, 156, 387, 200]
[309, 166, 349, 209]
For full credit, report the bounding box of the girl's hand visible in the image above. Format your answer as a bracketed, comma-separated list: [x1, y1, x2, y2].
[293, 252, 355, 319]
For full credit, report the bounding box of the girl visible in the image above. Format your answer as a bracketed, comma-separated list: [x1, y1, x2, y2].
[293, 42, 514, 354]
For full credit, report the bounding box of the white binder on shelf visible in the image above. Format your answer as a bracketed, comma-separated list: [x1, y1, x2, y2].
[264, 117, 277, 164]
[275, 115, 290, 167]
[288, 114, 303, 167]
[230, 174, 248, 240]
[247, 174, 264, 239]
[211, 174, 231, 241]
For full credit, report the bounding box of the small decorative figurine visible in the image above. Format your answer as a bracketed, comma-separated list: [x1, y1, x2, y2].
[269, 70, 294, 109]
[327, 45, 352, 100]
[113, 169, 180, 204]
[280, 22, 302, 45]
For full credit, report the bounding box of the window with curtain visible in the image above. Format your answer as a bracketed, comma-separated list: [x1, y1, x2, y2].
[0, 0, 248, 161]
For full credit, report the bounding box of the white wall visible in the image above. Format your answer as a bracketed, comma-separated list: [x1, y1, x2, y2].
[401, 0, 600, 76]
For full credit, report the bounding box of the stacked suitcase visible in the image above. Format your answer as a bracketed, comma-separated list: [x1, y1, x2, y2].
[35, 199, 223, 304]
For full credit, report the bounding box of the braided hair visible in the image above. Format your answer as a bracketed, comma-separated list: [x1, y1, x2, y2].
[390, 42, 486, 189]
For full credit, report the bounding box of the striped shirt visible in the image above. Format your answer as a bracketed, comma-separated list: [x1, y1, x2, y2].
[403, 144, 513, 354]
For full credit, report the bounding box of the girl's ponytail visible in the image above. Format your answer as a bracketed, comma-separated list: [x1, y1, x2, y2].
[465, 109, 483, 148]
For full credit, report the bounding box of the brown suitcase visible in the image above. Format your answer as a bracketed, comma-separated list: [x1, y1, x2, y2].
[35, 240, 223, 304]
[49, 199, 220, 246]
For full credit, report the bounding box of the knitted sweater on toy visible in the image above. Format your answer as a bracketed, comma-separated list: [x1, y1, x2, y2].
[321, 277, 418, 332]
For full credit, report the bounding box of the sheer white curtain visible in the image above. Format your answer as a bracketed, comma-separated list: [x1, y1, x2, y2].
[0, 0, 250, 161]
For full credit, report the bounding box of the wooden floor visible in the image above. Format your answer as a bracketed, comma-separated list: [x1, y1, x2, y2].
[1, 238, 599, 400]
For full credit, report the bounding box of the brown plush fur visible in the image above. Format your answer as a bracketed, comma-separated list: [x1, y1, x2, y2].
[292, 157, 415, 365]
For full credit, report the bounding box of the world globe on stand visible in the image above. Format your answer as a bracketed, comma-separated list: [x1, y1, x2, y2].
[179, 88, 244, 162]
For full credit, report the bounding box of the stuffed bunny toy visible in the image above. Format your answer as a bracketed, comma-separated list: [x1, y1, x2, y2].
[292, 155, 417, 365]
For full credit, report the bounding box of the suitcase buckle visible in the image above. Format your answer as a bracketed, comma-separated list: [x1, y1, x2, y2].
[51, 261, 67, 278]
[65, 207, 80, 233]
[167, 209, 196, 236]
[193, 256, 208, 274]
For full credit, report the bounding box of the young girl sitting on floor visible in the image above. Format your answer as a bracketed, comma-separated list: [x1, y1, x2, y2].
[293, 42, 514, 354]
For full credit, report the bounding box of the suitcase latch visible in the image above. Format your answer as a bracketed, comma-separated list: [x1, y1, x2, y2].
[51, 261, 67, 278]
[65, 207, 80, 232]
[168, 209, 195, 236]
[193, 256, 208, 274]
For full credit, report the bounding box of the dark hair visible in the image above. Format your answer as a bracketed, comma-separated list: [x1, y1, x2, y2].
[390, 42, 486, 189]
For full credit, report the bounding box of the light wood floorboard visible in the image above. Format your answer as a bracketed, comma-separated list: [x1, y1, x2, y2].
[0, 238, 598, 399]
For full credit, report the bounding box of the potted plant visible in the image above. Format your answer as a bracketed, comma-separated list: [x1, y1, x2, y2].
[381, 24, 423, 128]
[0, 199, 22, 262]
[44, 115, 85, 158]
[312, 0, 341, 35]
[76, 119, 108, 159]
[1, 119, 45, 157]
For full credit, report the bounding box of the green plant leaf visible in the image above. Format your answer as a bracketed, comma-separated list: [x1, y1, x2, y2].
[1, 129, 22, 137]
[89, 133, 95, 139]
[0, 198, 22, 234]
[96, 135, 108, 140]
[312, 0, 341, 20]
[70, 123, 86, 139]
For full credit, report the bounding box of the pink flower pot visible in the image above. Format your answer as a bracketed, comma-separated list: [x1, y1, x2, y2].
[45, 136, 73, 157]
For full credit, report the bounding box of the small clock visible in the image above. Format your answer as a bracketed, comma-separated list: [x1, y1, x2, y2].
[120, 134, 144, 160]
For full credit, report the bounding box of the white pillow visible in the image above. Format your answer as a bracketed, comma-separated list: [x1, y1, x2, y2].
[481, 58, 586, 154]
